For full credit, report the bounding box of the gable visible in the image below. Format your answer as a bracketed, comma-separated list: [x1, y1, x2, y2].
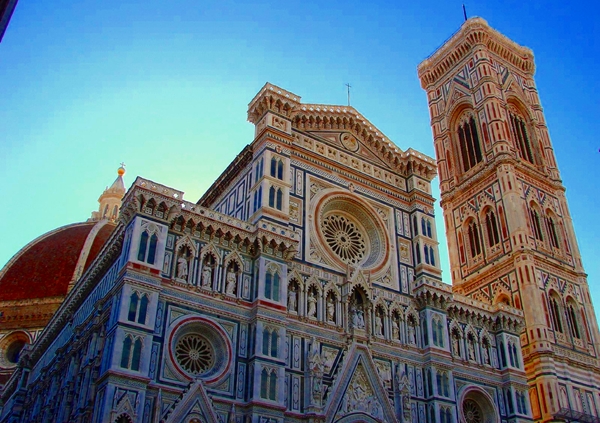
[324, 344, 397, 423]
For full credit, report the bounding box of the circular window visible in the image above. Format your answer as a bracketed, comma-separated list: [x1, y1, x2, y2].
[463, 399, 482, 423]
[168, 317, 232, 383]
[323, 215, 366, 264]
[460, 387, 498, 423]
[0, 332, 29, 369]
[175, 334, 215, 376]
[313, 191, 389, 273]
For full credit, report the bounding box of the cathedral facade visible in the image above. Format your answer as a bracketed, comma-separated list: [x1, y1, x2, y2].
[0, 18, 597, 423]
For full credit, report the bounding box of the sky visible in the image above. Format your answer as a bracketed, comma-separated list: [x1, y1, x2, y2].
[0, 1, 599, 316]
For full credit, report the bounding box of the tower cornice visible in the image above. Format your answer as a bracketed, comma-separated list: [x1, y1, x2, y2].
[418, 17, 535, 89]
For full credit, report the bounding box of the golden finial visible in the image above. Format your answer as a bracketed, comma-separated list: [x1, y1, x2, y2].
[118, 162, 126, 176]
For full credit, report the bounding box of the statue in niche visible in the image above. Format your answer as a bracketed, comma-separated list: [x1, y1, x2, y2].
[407, 323, 416, 345]
[452, 335, 460, 356]
[225, 269, 237, 295]
[201, 263, 212, 288]
[375, 312, 383, 336]
[177, 256, 188, 279]
[468, 338, 476, 361]
[482, 344, 490, 364]
[392, 318, 399, 340]
[307, 291, 317, 318]
[326, 296, 335, 322]
[288, 285, 297, 312]
[351, 306, 365, 329]
[395, 365, 411, 421]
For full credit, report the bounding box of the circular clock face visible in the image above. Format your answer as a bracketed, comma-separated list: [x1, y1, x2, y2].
[341, 133, 359, 152]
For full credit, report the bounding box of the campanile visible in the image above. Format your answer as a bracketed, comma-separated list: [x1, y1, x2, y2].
[418, 17, 600, 421]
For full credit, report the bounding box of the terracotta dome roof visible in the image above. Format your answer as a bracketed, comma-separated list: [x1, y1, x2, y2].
[0, 221, 115, 302]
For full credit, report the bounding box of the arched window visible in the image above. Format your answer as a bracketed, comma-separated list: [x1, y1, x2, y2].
[276, 188, 283, 210]
[269, 371, 277, 400]
[458, 232, 465, 264]
[413, 216, 418, 235]
[138, 231, 157, 264]
[277, 159, 284, 180]
[261, 328, 278, 357]
[260, 368, 277, 400]
[421, 218, 427, 236]
[270, 157, 277, 177]
[255, 158, 263, 184]
[424, 245, 429, 265]
[265, 269, 280, 301]
[137, 232, 148, 262]
[260, 368, 269, 398]
[529, 203, 544, 241]
[509, 110, 535, 164]
[457, 115, 483, 172]
[467, 220, 482, 258]
[415, 243, 421, 264]
[549, 292, 564, 333]
[111, 205, 119, 220]
[485, 209, 500, 247]
[138, 295, 148, 324]
[268, 186, 276, 208]
[427, 220, 432, 238]
[545, 213, 560, 249]
[131, 338, 142, 371]
[429, 246, 435, 266]
[128, 293, 138, 322]
[566, 299, 581, 339]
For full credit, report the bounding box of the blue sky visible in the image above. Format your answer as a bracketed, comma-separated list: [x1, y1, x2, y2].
[1, 1, 599, 316]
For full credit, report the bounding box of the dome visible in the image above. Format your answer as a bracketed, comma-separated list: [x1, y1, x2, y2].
[0, 221, 115, 302]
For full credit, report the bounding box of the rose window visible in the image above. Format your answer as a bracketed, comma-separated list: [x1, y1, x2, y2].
[169, 318, 232, 382]
[175, 334, 215, 375]
[312, 191, 390, 273]
[323, 215, 366, 264]
[463, 399, 482, 423]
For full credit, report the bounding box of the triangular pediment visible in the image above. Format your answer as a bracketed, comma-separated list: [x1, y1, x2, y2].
[305, 130, 392, 169]
[290, 104, 436, 180]
[324, 344, 398, 423]
[164, 379, 220, 423]
[445, 81, 472, 113]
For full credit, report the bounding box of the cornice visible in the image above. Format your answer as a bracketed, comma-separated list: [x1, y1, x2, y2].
[418, 17, 535, 89]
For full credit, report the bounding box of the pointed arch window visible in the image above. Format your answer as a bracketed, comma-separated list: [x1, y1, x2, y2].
[260, 368, 277, 400]
[549, 292, 564, 333]
[467, 220, 482, 258]
[457, 115, 483, 172]
[270, 156, 284, 180]
[545, 214, 560, 249]
[127, 292, 151, 324]
[262, 327, 279, 357]
[509, 111, 535, 164]
[138, 230, 158, 265]
[265, 269, 280, 301]
[566, 299, 582, 339]
[120, 335, 142, 371]
[529, 205, 544, 241]
[485, 209, 500, 247]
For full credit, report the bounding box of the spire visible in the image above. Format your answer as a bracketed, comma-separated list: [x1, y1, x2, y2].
[89, 164, 127, 222]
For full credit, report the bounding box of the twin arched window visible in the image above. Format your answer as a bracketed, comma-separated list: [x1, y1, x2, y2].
[138, 230, 158, 264]
[262, 327, 279, 357]
[509, 110, 535, 164]
[260, 367, 277, 400]
[268, 186, 283, 210]
[127, 292, 149, 324]
[457, 115, 483, 172]
[120, 335, 142, 371]
[270, 156, 284, 180]
[467, 219, 482, 258]
[265, 269, 280, 301]
[484, 209, 500, 247]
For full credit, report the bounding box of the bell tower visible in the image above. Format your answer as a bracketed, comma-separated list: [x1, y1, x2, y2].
[418, 18, 600, 421]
